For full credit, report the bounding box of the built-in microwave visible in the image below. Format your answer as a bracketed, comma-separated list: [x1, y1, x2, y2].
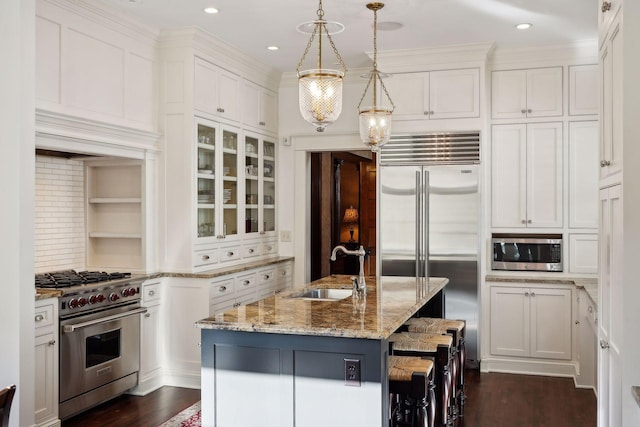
[492, 234, 563, 272]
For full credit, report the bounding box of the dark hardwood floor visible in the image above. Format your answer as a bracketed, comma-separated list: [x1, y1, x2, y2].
[61, 371, 597, 427]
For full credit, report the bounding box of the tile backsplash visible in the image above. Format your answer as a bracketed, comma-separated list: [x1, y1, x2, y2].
[35, 155, 85, 273]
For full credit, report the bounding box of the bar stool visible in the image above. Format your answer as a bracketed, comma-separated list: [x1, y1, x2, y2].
[389, 332, 454, 427]
[0, 385, 16, 427]
[388, 355, 436, 427]
[405, 318, 466, 416]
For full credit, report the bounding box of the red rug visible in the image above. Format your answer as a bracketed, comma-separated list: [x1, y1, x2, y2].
[158, 401, 201, 427]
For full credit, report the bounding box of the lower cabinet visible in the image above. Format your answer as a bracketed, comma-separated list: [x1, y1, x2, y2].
[576, 289, 597, 391]
[34, 298, 60, 427]
[133, 279, 164, 395]
[490, 284, 572, 360]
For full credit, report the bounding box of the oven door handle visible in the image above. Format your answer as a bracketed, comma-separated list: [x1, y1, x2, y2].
[62, 307, 148, 333]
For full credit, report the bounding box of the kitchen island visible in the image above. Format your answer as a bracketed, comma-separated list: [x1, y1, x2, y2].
[196, 275, 449, 427]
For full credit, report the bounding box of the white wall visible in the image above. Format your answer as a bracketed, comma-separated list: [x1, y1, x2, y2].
[35, 155, 86, 273]
[0, 1, 35, 427]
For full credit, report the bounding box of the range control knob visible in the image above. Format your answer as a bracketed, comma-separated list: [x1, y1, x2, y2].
[96, 294, 105, 303]
[109, 292, 120, 302]
[77, 297, 87, 307]
[122, 288, 130, 297]
[88, 295, 98, 305]
[68, 298, 79, 309]
[129, 287, 138, 295]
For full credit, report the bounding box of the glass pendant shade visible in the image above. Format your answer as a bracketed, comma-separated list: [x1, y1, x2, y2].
[357, 3, 395, 151]
[298, 69, 344, 132]
[359, 106, 392, 150]
[296, 0, 347, 132]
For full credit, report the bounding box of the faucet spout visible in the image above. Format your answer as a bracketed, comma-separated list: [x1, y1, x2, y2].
[330, 244, 367, 293]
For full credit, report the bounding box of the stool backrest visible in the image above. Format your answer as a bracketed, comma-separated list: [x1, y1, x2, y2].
[0, 385, 16, 427]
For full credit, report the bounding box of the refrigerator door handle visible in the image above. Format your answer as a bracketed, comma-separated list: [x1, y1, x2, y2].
[423, 170, 429, 279]
[415, 170, 421, 279]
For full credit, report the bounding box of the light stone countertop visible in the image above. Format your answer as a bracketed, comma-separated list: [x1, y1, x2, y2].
[196, 275, 449, 340]
[486, 274, 598, 308]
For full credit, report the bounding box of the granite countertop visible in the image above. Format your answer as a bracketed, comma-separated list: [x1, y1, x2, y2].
[196, 275, 449, 340]
[34, 256, 295, 300]
[486, 274, 598, 308]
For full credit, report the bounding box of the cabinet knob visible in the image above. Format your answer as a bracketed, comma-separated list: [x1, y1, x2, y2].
[217, 107, 225, 113]
[521, 109, 527, 114]
[248, 248, 254, 254]
[531, 292, 536, 297]
[35, 314, 45, 322]
[243, 280, 250, 286]
[575, 320, 580, 325]
[429, 110, 434, 115]
[227, 251, 234, 257]
[524, 291, 530, 297]
[601, 1, 612, 12]
[219, 286, 227, 292]
[148, 290, 156, 296]
[527, 109, 532, 114]
[281, 270, 287, 276]
[264, 274, 270, 280]
[144, 313, 151, 318]
[259, 121, 266, 126]
[600, 340, 610, 349]
[48, 340, 56, 346]
[202, 255, 210, 261]
[424, 111, 429, 116]
[527, 219, 532, 224]
[266, 245, 273, 251]
[521, 219, 526, 224]
[600, 160, 611, 167]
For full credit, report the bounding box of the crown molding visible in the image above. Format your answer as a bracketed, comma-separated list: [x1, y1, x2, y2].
[35, 109, 160, 158]
[489, 39, 599, 68]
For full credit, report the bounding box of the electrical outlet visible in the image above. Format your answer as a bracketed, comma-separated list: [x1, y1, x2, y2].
[344, 358, 361, 387]
[280, 230, 292, 242]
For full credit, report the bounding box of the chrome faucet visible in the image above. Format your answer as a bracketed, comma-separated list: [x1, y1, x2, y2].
[330, 245, 367, 294]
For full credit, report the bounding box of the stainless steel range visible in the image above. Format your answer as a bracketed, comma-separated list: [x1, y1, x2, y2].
[35, 270, 147, 420]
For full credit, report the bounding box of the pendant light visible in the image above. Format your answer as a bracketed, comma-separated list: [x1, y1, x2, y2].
[357, 2, 395, 150]
[296, 0, 347, 132]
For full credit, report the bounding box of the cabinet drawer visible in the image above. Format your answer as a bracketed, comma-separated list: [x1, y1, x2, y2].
[275, 264, 292, 282]
[236, 273, 257, 292]
[261, 241, 277, 256]
[142, 282, 161, 304]
[35, 303, 54, 332]
[258, 268, 275, 286]
[243, 244, 260, 259]
[211, 278, 235, 303]
[193, 248, 219, 267]
[219, 245, 241, 263]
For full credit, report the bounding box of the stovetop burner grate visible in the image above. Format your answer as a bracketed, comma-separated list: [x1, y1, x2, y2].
[35, 270, 131, 288]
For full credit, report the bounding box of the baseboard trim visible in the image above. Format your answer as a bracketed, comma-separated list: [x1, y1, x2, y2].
[481, 357, 577, 378]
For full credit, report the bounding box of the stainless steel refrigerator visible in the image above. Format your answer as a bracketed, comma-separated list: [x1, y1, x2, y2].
[378, 132, 480, 368]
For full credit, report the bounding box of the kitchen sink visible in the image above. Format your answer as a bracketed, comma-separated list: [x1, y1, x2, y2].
[288, 288, 353, 301]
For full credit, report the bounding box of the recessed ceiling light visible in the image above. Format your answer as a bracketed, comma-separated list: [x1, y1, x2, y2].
[516, 23, 532, 30]
[203, 7, 219, 14]
[266, 46, 279, 51]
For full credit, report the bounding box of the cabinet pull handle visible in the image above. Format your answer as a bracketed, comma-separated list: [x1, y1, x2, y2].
[35, 314, 45, 322]
[600, 160, 611, 167]
[601, 1, 612, 12]
[219, 286, 227, 292]
[249, 248, 254, 254]
[281, 271, 286, 276]
[260, 231, 266, 235]
[267, 245, 273, 251]
[575, 320, 580, 324]
[202, 255, 210, 261]
[588, 305, 593, 313]
[521, 219, 526, 224]
[217, 107, 225, 113]
[259, 121, 266, 126]
[524, 292, 530, 297]
[531, 292, 536, 297]
[600, 340, 610, 349]
[521, 109, 527, 114]
[227, 251, 234, 257]
[233, 302, 241, 308]
[424, 111, 429, 116]
[217, 235, 225, 239]
[48, 340, 56, 346]
[264, 274, 270, 280]
[527, 219, 532, 224]
[429, 110, 434, 115]
[144, 313, 151, 318]
[148, 290, 156, 296]
[527, 109, 532, 114]
[243, 280, 250, 286]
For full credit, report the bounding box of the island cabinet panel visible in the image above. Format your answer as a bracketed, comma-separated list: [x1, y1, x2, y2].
[201, 330, 386, 427]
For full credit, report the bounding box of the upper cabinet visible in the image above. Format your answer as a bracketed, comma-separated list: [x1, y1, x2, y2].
[598, 0, 622, 41]
[383, 68, 480, 120]
[569, 65, 599, 116]
[599, 13, 623, 183]
[241, 80, 278, 134]
[194, 57, 241, 122]
[491, 67, 563, 119]
[491, 123, 563, 229]
[243, 133, 277, 236]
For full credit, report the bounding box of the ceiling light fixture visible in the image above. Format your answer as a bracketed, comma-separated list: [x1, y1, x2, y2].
[357, 2, 395, 151]
[203, 7, 219, 14]
[516, 23, 532, 30]
[296, 0, 347, 132]
[267, 46, 279, 51]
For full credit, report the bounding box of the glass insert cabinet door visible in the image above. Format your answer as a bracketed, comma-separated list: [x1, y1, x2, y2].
[196, 119, 239, 240]
[244, 135, 259, 234]
[262, 139, 276, 233]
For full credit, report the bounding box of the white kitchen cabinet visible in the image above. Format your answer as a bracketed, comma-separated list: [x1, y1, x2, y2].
[241, 80, 278, 134]
[34, 298, 60, 427]
[490, 285, 572, 360]
[568, 234, 599, 274]
[576, 289, 597, 391]
[569, 121, 599, 229]
[599, 13, 622, 183]
[243, 133, 277, 236]
[136, 280, 163, 395]
[598, 0, 622, 41]
[491, 67, 563, 119]
[194, 57, 241, 122]
[491, 123, 563, 228]
[383, 68, 480, 120]
[569, 65, 599, 116]
[599, 184, 623, 427]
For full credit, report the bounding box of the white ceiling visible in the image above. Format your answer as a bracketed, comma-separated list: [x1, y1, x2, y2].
[100, 0, 598, 72]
